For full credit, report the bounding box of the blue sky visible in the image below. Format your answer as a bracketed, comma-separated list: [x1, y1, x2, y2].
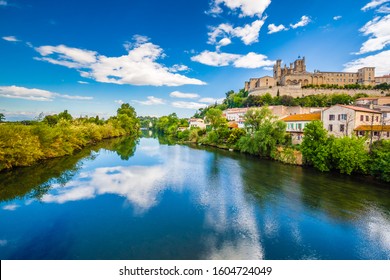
[1, 0, 390, 120]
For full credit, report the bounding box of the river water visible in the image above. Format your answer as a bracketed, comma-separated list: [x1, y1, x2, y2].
[0, 136, 389, 259]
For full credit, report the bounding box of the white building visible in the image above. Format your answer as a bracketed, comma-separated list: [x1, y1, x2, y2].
[189, 118, 206, 129]
[322, 105, 382, 137]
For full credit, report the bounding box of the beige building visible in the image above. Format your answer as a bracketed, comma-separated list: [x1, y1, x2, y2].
[322, 105, 382, 137]
[282, 112, 321, 144]
[245, 57, 378, 92]
[189, 118, 206, 129]
[355, 96, 390, 106]
[375, 74, 390, 85]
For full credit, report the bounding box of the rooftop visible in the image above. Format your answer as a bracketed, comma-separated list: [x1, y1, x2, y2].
[338, 105, 381, 114]
[355, 125, 390, 132]
[282, 112, 321, 122]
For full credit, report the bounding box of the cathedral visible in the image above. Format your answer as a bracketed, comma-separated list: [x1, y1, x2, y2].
[245, 57, 377, 92]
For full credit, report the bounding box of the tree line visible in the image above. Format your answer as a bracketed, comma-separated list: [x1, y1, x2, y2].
[0, 103, 140, 171]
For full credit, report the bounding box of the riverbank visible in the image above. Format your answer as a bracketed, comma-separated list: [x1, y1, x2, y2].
[0, 104, 140, 171]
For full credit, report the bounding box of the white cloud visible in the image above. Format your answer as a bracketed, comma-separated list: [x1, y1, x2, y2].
[114, 99, 124, 105]
[171, 101, 208, 110]
[233, 52, 274, 68]
[170, 91, 200, 99]
[3, 204, 19, 211]
[217, 38, 232, 49]
[356, 15, 390, 54]
[208, 19, 266, 47]
[267, 23, 288, 34]
[191, 50, 241, 66]
[191, 50, 274, 69]
[362, 0, 390, 11]
[0, 1, 7, 6]
[0, 240, 7, 247]
[377, 4, 390, 13]
[290, 15, 311, 29]
[198, 97, 225, 104]
[34, 37, 205, 87]
[0, 85, 92, 101]
[169, 64, 189, 72]
[333, 15, 342, 21]
[78, 81, 89, 84]
[133, 96, 166, 105]
[208, 0, 271, 18]
[344, 50, 390, 76]
[2, 35, 19, 42]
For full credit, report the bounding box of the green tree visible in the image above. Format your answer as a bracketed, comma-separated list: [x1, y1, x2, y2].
[301, 120, 333, 171]
[331, 137, 369, 175]
[238, 107, 286, 158]
[58, 110, 73, 121]
[0, 113, 5, 122]
[370, 140, 390, 182]
[205, 108, 227, 130]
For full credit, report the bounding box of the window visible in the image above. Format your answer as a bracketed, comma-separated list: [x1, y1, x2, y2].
[329, 114, 335, 121]
[366, 115, 369, 121]
[328, 124, 333, 132]
[376, 116, 379, 122]
[338, 114, 347, 121]
[373, 131, 379, 136]
[340, 124, 345, 132]
[387, 132, 390, 138]
[359, 131, 365, 136]
[360, 115, 364, 121]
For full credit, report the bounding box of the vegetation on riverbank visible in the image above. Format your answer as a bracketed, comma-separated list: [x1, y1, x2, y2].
[0, 103, 140, 171]
[156, 106, 390, 183]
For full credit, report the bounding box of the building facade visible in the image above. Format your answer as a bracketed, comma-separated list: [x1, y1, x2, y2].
[322, 105, 382, 137]
[375, 74, 390, 85]
[189, 118, 206, 129]
[282, 112, 321, 144]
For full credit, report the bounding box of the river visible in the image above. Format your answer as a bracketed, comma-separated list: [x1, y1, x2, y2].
[0, 136, 389, 259]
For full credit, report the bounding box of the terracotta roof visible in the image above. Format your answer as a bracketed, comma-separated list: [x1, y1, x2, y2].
[282, 112, 321, 122]
[228, 121, 239, 128]
[338, 105, 381, 113]
[355, 125, 390, 132]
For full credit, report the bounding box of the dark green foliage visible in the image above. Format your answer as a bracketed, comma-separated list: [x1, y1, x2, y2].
[0, 113, 5, 122]
[331, 137, 369, 175]
[370, 140, 390, 182]
[301, 121, 333, 171]
[373, 83, 390, 90]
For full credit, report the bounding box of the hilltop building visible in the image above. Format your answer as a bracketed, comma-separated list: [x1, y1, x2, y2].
[245, 57, 378, 92]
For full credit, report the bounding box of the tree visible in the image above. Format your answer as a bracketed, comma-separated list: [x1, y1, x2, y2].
[58, 110, 73, 121]
[205, 108, 226, 130]
[370, 140, 390, 182]
[238, 107, 286, 158]
[331, 137, 369, 175]
[0, 113, 5, 122]
[243, 107, 276, 132]
[301, 120, 333, 171]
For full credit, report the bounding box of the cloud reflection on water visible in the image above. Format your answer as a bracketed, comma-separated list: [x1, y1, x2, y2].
[39, 140, 264, 259]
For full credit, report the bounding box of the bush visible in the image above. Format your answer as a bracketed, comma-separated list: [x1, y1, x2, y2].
[370, 140, 390, 182]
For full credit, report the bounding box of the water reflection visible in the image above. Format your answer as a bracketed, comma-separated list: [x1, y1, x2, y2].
[0, 137, 390, 259]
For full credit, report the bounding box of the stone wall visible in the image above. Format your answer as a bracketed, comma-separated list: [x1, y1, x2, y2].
[248, 86, 389, 98]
